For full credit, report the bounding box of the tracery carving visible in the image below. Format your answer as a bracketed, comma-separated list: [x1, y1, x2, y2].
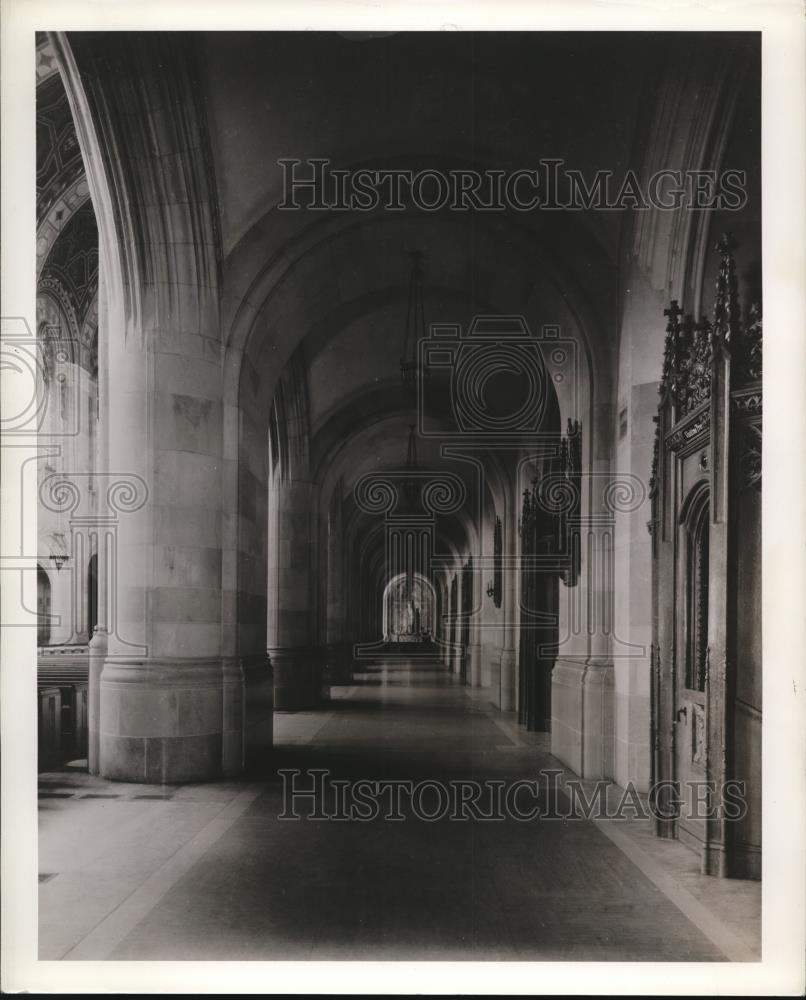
[732, 390, 762, 415]
[740, 424, 762, 491]
[675, 316, 713, 417]
[650, 235, 762, 495]
[689, 506, 709, 693]
[651, 233, 762, 876]
[738, 302, 763, 384]
[692, 702, 706, 766]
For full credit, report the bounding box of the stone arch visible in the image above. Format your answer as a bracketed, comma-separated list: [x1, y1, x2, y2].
[37, 564, 52, 647]
[50, 32, 239, 781]
[381, 572, 437, 642]
[226, 206, 609, 693]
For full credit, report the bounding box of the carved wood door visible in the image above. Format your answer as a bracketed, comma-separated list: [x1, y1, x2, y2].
[650, 235, 762, 879]
[674, 474, 712, 855]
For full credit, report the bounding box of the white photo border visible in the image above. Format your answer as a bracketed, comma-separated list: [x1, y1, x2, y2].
[2, 1, 804, 994]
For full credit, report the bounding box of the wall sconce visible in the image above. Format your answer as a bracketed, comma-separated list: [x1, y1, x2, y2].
[486, 580, 495, 599]
[49, 554, 68, 572]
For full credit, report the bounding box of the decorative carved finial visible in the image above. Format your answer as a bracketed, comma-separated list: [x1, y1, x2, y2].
[660, 300, 684, 400]
[651, 232, 762, 521]
[649, 431, 660, 499]
[714, 232, 738, 256]
[741, 301, 763, 383]
[713, 232, 740, 345]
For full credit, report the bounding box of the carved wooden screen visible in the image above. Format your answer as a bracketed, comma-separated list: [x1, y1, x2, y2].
[650, 234, 762, 879]
[685, 497, 710, 693]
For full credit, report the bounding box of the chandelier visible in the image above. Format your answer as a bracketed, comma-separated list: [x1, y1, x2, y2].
[400, 250, 429, 390]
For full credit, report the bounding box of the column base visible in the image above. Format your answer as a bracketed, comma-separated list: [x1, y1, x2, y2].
[469, 642, 482, 687]
[242, 654, 273, 775]
[270, 647, 327, 710]
[551, 658, 614, 779]
[485, 645, 501, 697]
[324, 643, 353, 686]
[499, 648, 516, 711]
[99, 657, 240, 783]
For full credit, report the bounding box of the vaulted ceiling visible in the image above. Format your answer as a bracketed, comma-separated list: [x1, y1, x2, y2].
[36, 35, 98, 364]
[194, 31, 657, 578]
[48, 28, 760, 599]
[197, 31, 652, 259]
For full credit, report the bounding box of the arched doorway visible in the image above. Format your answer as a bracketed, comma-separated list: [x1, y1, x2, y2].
[87, 553, 98, 640]
[382, 572, 436, 644]
[37, 565, 52, 646]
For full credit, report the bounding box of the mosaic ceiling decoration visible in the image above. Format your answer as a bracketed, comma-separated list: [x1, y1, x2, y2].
[35, 34, 60, 87]
[36, 39, 98, 375]
[37, 72, 85, 226]
[39, 200, 99, 341]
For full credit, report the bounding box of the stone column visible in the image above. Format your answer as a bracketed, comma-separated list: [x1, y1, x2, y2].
[267, 479, 324, 710]
[86, 250, 110, 776]
[469, 622, 483, 687]
[452, 569, 464, 676]
[498, 489, 517, 711]
[439, 579, 450, 667]
[551, 440, 616, 780]
[98, 309, 228, 783]
[87, 627, 106, 774]
[45, 563, 74, 644]
[56, 32, 236, 784]
[611, 296, 662, 793]
[579, 510, 615, 779]
[324, 485, 351, 685]
[480, 514, 502, 690]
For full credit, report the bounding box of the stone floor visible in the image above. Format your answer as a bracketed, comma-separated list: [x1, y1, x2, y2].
[38, 660, 760, 961]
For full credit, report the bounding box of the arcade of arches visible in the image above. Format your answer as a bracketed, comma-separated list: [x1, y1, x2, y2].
[35, 29, 762, 951]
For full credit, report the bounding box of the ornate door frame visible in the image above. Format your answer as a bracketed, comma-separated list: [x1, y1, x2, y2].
[650, 235, 762, 878]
